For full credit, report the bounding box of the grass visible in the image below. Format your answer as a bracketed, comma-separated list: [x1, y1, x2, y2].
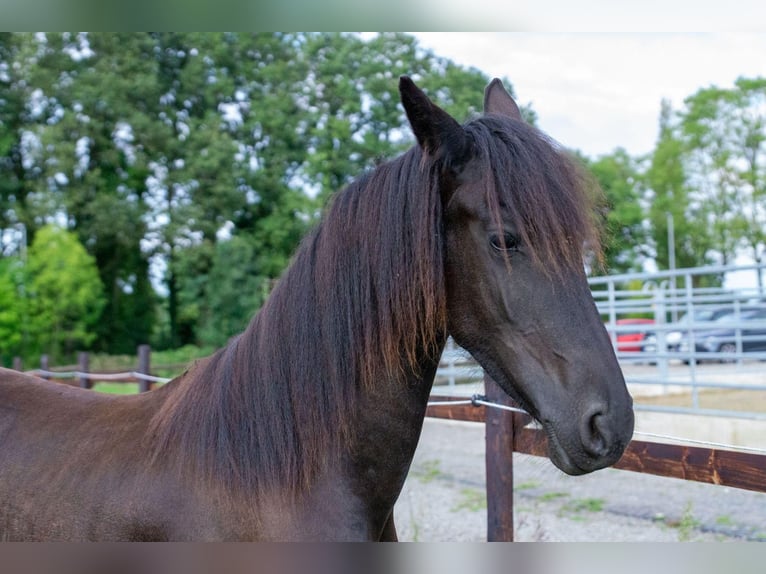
[539, 491, 569, 502]
[91, 382, 142, 395]
[562, 497, 605, 514]
[86, 344, 213, 372]
[412, 459, 443, 484]
[451, 488, 486, 513]
[670, 502, 701, 542]
[715, 515, 734, 527]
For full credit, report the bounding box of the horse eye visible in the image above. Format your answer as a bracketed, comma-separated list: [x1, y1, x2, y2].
[490, 232, 519, 252]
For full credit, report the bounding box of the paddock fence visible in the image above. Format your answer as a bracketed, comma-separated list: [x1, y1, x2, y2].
[427, 262, 766, 541]
[17, 344, 173, 393]
[427, 374, 766, 541]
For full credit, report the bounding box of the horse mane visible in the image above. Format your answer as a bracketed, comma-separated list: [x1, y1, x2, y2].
[147, 112, 601, 501]
[149, 144, 447, 500]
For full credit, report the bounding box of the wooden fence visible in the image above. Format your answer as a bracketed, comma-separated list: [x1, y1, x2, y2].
[426, 375, 766, 542]
[16, 345, 170, 393]
[13, 349, 766, 541]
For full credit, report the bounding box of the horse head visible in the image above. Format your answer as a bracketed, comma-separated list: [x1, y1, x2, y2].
[400, 76, 634, 475]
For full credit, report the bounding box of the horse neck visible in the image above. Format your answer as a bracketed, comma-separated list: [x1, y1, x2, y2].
[152, 153, 447, 502]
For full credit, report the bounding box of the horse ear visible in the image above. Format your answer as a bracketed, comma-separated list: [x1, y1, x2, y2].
[399, 76, 472, 169]
[484, 78, 522, 120]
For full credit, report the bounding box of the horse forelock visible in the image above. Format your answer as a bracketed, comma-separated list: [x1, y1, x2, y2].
[467, 116, 603, 275]
[149, 145, 448, 502]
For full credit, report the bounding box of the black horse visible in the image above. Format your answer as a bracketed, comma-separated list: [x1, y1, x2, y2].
[0, 77, 633, 540]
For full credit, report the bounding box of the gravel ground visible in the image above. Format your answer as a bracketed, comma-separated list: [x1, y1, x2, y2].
[394, 418, 766, 542]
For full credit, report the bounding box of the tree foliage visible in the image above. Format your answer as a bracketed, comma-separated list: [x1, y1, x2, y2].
[582, 149, 648, 274]
[1, 32, 763, 365]
[0, 258, 24, 363]
[25, 224, 105, 361]
[644, 79, 766, 287]
[1, 32, 530, 363]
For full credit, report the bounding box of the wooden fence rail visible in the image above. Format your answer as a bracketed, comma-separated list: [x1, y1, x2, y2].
[427, 374, 766, 541]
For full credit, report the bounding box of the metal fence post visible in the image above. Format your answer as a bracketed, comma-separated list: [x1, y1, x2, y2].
[484, 373, 515, 541]
[137, 344, 151, 393]
[78, 352, 91, 389]
[40, 355, 50, 380]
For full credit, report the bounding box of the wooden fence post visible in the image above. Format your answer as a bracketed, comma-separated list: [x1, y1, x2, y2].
[137, 344, 151, 393]
[78, 352, 91, 389]
[40, 355, 50, 380]
[484, 373, 515, 542]
[12, 356, 22, 371]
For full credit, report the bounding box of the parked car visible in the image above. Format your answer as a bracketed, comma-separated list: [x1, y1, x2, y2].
[678, 307, 766, 362]
[666, 305, 747, 351]
[608, 318, 655, 353]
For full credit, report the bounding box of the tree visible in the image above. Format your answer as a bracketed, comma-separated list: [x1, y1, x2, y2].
[682, 87, 742, 266]
[195, 235, 267, 347]
[300, 33, 533, 202]
[0, 257, 24, 365]
[585, 148, 648, 274]
[25, 224, 105, 362]
[30, 33, 158, 353]
[1, 32, 545, 356]
[646, 99, 712, 274]
[729, 77, 766, 290]
[0, 33, 51, 251]
[146, 33, 314, 346]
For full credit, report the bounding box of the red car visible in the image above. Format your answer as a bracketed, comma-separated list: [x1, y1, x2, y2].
[609, 318, 655, 353]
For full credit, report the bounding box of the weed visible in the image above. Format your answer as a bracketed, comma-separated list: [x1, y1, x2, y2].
[515, 481, 540, 491]
[413, 459, 443, 484]
[675, 502, 701, 542]
[539, 491, 569, 502]
[410, 516, 420, 542]
[563, 498, 605, 514]
[715, 515, 734, 527]
[451, 488, 487, 513]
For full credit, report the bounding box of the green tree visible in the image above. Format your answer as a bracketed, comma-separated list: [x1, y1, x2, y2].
[301, 33, 532, 202]
[0, 257, 24, 365]
[584, 148, 648, 274]
[32, 33, 158, 353]
[646, 99, 711, 274]
[2, 32, 544, 356]
[147, 33, 313, 346]
[653, 77, 766, 288]
[26, 225, 105, 362]
[728, 77, 766, 290]
[0, 33, 52, 248]
[196, 235, 267, 347]
[682, 86, 742, 266]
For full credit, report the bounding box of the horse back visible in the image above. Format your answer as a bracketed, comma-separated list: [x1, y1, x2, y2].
[0, 368, 198, 540]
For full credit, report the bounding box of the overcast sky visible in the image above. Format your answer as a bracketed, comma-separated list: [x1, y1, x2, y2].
[410, 33, 766, 159]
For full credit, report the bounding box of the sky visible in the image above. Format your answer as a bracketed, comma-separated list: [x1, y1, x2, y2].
[410, 33, 766, 159]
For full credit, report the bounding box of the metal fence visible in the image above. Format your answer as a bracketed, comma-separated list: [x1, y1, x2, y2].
[435, 262, 766, 420]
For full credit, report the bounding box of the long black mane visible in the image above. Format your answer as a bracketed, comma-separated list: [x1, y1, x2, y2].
[149, 143, 447, 498]
[148, 112, 599, 500]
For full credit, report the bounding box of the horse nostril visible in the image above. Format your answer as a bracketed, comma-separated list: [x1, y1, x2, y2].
[581, 408, 610, 458]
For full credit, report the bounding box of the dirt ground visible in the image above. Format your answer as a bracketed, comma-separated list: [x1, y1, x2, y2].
[394, 418, 766, 542]
[635, 388, 766, 413]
